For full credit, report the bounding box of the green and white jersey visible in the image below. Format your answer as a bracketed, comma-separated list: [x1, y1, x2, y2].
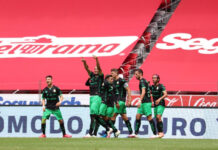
[150, 84, 166, 106]
[139, 78, 151, 103]
[42, 85, 62, 110]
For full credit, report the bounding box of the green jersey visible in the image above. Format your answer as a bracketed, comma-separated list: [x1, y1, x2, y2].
[151, 84, 166, 106]
[113, 78, 128, 102]
[42, 85, 62, 110]
[139, 78, 151, 103]
[101, 81, 118, 107]
[86, 72, 104, 96]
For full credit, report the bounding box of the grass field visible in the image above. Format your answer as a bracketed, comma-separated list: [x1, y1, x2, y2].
[0, 138, 217, 150]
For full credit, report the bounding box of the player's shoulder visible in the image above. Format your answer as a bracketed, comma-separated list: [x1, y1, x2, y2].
[140, 78, 147, 83]
[53, 85, 61, 90]
[42, 87, 48, 92]
[159, 83, 166, 90]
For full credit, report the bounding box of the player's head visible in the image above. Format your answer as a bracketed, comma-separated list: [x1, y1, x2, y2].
[152, 74, 160, 84]
[94, 66, 99, 75]
[46, 75, 53, 86]
[105, 75, 113, 84]
[111, 68, 119, 78]
[134, 69, 143, 80]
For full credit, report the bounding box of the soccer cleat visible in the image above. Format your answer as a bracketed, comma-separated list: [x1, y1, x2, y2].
[158, 132, 164, 138]
[91, 135, 97, 138]
[83, 133, 92, 138]
[39, 134, 46, 138]
[128, 134, 137, 138]
[63, 134, 72, 138]
[101, 134, 107, 138]
[106, 128, 113, 138]
[114, 130, 120, 138]
[150, 135, 160, 139]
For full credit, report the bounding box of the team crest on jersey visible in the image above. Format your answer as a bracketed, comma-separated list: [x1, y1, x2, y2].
[53, 89, 56, 93]
[156, 87, 159, 90]
[117, 81, 119, 84]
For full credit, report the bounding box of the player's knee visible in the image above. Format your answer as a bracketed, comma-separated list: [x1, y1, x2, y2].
[136, 114, 141, 120]
[147, 115, 152, 121]
[41, 119, 46, 124]
[156, 115, 162, 122]
[59, 120, 64, 124]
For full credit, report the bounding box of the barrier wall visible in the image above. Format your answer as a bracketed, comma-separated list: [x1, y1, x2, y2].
[0, 106, 217, 139]
[0, 94, 217, 107]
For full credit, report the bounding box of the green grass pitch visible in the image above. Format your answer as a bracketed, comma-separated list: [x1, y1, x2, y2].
[0, 138, 217, 150]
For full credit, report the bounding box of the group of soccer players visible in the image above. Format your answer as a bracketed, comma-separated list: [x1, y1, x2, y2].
[82, 56, 167, 138]
[39, 55, 167, 138]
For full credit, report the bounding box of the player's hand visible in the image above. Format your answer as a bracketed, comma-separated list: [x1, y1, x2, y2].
[93, 55, 97, 59]
[116, 103, 120, 109]
[155, 99, 161, 105]
[81, 57, 85, 62]
[56, 102, 61, 107]
[126, 101, 131, 107]
[137, 101, 141, 108]
[127, 96, 131, 107]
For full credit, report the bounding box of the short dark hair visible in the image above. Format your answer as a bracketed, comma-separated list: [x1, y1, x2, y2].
[46, 75, 53, 79]
[134, 69, 143, 75]
[153, 74, 160, 80]
[111, 68, 119, 73]
[105, 74, 112, 80]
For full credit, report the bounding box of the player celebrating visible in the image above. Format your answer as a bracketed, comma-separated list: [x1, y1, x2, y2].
[39, 75, 71, 138]
[82, 56, 112, 137]
[150, 74, 167, 138]
[133, 69, 157, 138]
[110, 68, 134, 137]
[99, 75, 120, 138]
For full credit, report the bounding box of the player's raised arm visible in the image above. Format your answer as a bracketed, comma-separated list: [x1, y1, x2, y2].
[93, 55, 103, 75]
[81, 57, 91, 75]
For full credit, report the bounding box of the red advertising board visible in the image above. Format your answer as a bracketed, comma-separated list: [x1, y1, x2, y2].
[129, 0, 218, 92]
[131, 95, 218, 107]
[0, 0, 160, 90]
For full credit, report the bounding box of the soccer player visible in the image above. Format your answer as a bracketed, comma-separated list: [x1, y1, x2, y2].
[133, 69, 157, 138]
[150, 74, 167, 138]
[39, 75, 71, 138]
[82, 56, 112, 137]
[110, 68, 134, 137]
[99, 75, 120, 138]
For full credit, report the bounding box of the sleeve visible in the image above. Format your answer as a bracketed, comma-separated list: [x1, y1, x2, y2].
[113, 85, 119, 104]
[161, 84, 166, 91]
[89, 71, 94, 77]
[56, 87, 62, 96]
[85, 78, 90, 86]
[41, 90, 46, 99]
[122, 79, 128, 88]
[140, 80, 146, 89]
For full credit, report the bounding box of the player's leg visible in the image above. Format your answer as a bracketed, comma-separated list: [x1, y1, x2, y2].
[111, 113, 118, 125]
[134, 104, 143, 136]
[39, 109, 51, 138]
[86, 96, 98, 137]
[97, 103, 108, 137]
[119, 101, 133, 136]
[54, 109, 71, 138]
[93, 98, 112, 135]
[144, 103, 157, 137]
[155, 105, 165, 138]
[106, 107, 120, 137]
